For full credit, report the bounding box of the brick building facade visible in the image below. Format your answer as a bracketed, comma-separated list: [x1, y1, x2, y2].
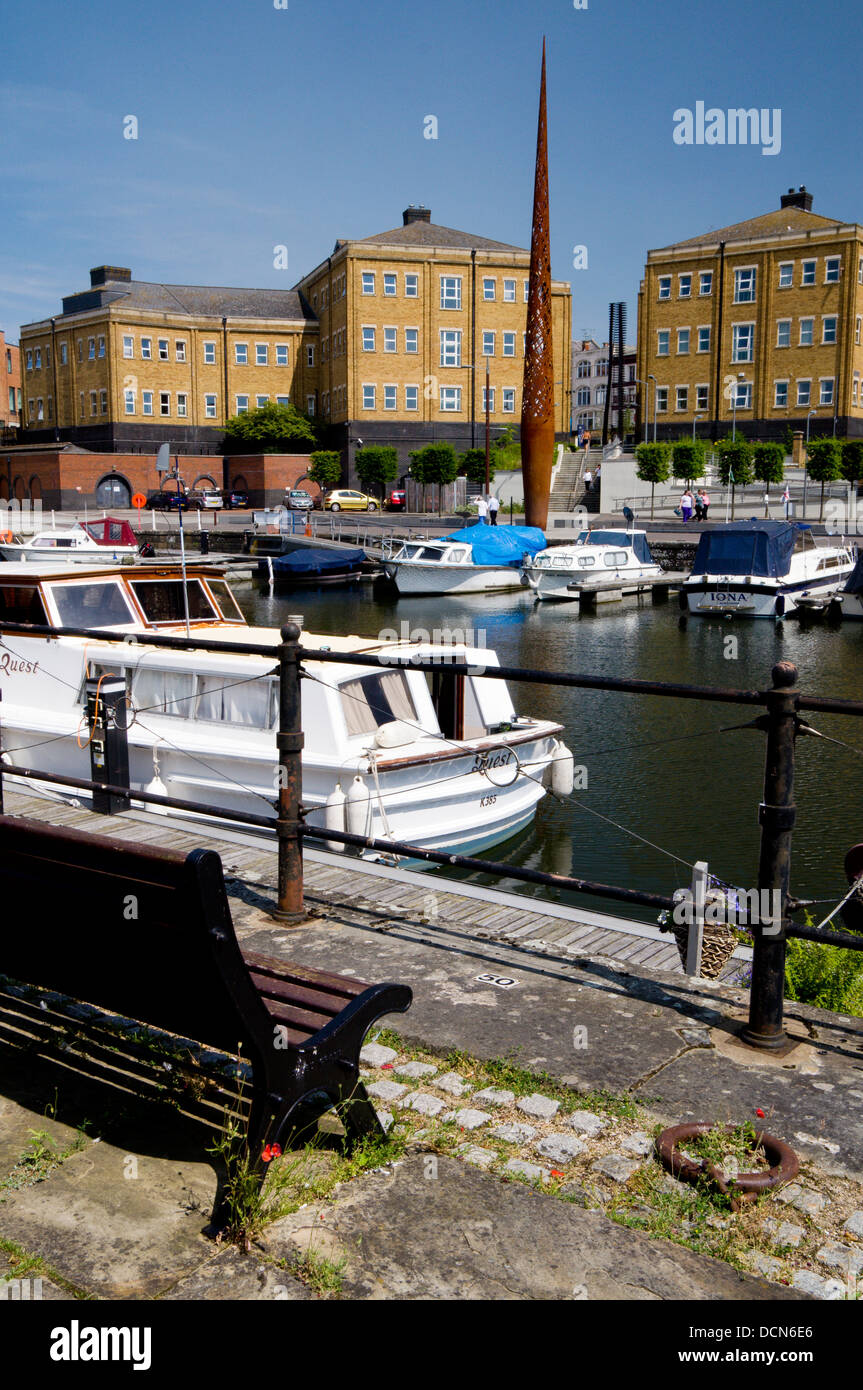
[1, 330, 22, 432]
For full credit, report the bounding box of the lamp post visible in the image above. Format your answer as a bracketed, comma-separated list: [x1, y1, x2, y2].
[647, 374, 657, 442]
[692, 414, 704, 443]
[803, 409, 816, 520]
[731, 373, 745, 441]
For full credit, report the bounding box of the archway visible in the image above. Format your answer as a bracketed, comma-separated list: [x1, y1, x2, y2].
[0, 476, 9, 502]
[28, 475, 43, 501]
[231, 474, 249, 492]
[12, 476, 27, 501]
[95, 474, 132, 509]
[193, 474, 219, 490]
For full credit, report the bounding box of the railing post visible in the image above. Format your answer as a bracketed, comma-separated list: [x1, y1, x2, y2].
[741, 661, 799, 1049]
[685, 860, 708, 976]
[273, 621, 306, 922]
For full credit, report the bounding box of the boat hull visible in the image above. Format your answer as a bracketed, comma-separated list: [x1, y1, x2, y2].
[384, 561, 526, 595]
[684, 571, 852, 617]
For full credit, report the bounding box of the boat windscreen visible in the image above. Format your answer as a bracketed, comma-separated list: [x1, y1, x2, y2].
[340, 671, 418, 737]
[689, 524, 796, 578]
[0, 584, 49, 625]
[50, 581, 137, 628]
[585, 530, 654, 563]
[130, 579, 218, 624]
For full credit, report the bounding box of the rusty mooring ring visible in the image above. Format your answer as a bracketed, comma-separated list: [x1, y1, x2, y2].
[656, 1122, 799, 1209]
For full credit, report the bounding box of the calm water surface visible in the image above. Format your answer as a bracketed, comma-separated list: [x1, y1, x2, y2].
[239, 579, 863, 922]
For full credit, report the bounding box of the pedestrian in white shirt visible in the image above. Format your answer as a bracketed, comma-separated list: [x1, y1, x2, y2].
[477, 496, 488, 523]
[488, 494, 500, 525]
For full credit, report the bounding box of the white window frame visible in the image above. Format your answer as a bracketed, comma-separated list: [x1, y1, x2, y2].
[60, 342, 68, 366]
[482, 277, 496, 301]
[158, 338, 169, 361]
[362, 384, 376, 410]
[88, 337, 95, 361]
[306, 395, 315, 416]
[819, 377, 835, 406]
[89, 390, 98, 416]
[142, 390, 153, 416]
[404, 328, 418, 354]
[678, 273, 691, 299]
[822, 316, 837, 345]
[440, 276, 462, 310]
[256, 343, 268, 366]
[235, 343, 248, 365]
[235, 394, 249, 414]
[502, 388, 515, 413]
[734, 382, 752, 409]
[203, 341, 216, 364]
[306, 345, 315, 367]
[204, 393, 217, 418]
[732, 322, 754, 363]
[502, 332, 516, 358]
[440, 329, 462, 368]
[695, 384, 709, 411]
[361, 326, 376, 353]
[801, 259, 816, 286]
[123, 335, 134, 359]
[275, 344, 289, 366]
[256, 394, 268, 408]
[100, 389, 107, 415]
[383, 273, 397, 297]
[657, 330, 670, 356]
[824, 257, 841, 284]
[405, 385, 419, 411]
[404, 273, 418, 298]
[799, 317, 814, 347]
[675, 386, 688, 412]
[655, 386, 669, 412]
[482, 331, 495, 356]
[776, 319, 791, 348]
[733, 266, 756, 304]
[175, 340, 186, 362]
[159, 391, 170, 416]
[383, 384, 397, 411]
[857, 316, 862, 347]
[383, 327, 397, 354]
[796, 380, 811, 407]
[141, 337, 151, 360]
[778, 262, 793, 289]
[699, 270, 713, 296]
[503, 278, 516, 302]
[677, 327, 690, 355]
[362, 272, 375, 295]
[658, 276, 671, 300]
[482, 387, 496, 412]
[774, 380, 789, 408]
[697, 325, 711, 353]
[177, 393, 188, 417]
[124, 389, 135, 415]
[439, 386, 462, 411]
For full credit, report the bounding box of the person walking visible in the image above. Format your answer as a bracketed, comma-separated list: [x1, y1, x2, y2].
[699, 489, 710, 521]
[477, 495, 488, 524]
[487, 493, 500, 525]
[583, 467, 593, 493]
[680, 488, 694, 523]
[694, 491, 705, 522]
[782, 484, 791, 519]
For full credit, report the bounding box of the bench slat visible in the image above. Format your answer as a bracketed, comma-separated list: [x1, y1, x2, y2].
[243, 949, 369, 998]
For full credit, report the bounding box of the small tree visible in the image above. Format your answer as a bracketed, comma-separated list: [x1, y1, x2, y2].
[805, 438, 842, 521]
[753, 443, 785, 517]
[354, 446, 398, 501]
[307, 450, 342, 492]
[459, 448, 495, 487]
[634, 441, 671, 519]
[671, 439, 706, 484]
[841, 439, 863, 489]
[223, 401, 316, 453]
[715, 437, 754, 519]
[410, 443, 459, 514]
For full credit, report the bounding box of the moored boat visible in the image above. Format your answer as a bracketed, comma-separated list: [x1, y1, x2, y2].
[0, 517, 140, 565]
[682, 520, 855, 618]
[248, 535, 366, 586]
[383, 524, 547, 595]
[521, 527, 663, 602]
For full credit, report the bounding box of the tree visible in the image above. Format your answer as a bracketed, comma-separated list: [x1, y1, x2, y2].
[459, 448, 495, 487]
[354, 446, 398, 500]
[805, 438, 842, 521]
[715, 437, 754, 520]
[410, 444, 459, 514]
[634, 441, 671, 519]
[752, 443, 785, 517]
[671, 440, 705, 483]
[841, 439, 863, 488]
[223, 401, 316, 454]
[307, 450, 342, 491]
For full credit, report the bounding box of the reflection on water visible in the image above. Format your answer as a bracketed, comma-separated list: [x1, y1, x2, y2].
[240, 578, 863, 920]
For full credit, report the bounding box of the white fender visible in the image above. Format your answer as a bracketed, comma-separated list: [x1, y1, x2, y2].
[345, 774, 369, 837]
[144, 749, 169, 816]
[324, 781, 347, 852]
[550, 741, 574, 797]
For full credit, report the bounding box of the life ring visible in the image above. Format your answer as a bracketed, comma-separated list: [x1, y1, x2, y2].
[0, 530, 13, 543]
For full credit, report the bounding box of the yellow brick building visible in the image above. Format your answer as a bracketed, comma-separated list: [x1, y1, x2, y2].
[636, 187, 863, 442]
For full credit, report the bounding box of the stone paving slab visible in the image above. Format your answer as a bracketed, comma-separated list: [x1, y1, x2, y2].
[159, 1248, 311, 1301]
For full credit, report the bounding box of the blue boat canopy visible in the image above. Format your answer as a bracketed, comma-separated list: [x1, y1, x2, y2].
[270, 546, 365, 575]
[582, 530, 655, 564]
[689, 521, 798, 579]
[443, 524, 547, 567]
[844, 553, 863, 595]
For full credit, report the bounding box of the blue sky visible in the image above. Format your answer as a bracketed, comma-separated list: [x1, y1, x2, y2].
[2, 0, 861, 344]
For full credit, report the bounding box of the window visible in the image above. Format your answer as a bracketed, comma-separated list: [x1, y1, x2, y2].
[204, 393, 217, 418]
[854, 378, 860, 406]
[859, 257, 863, 285]
[857, 316, 862, 346]
[175, 340, 186, 362]
[733, 267, 756, 303]
[383, 327, 397, 353]
[306, 396, 315, 415]
[28, 398, 34, 421]
[235, 343, 248, 364]
[124, 389, 135, 414]
[676, 386, 688, 411]
[158, 338, 169, 361]
[820, 378, 835, 405]
[503, 278, 516, 302]
[658, 276, 671, 300]
[405, 273, 418, 297]
[778, 263, 793, 288]
[595, 386, 606, 405]
[306, 345, 315, 367]
[799, 318, 814, 346]
[362, 326, 375, 352]
[502, 332, 515, 357]
[383, 273, 397, 297]
[797, 380, 811, 406]
[482, 331, 495, 356]
[677, 328, 690, 354]
[405, 385, 419, 411]
[576, 360, 591, 378]
[656, 386, 668, 412]
[696, 384, 709, 411]
[440, 276, 461, 310]
[100, 389, 108, 415]
[177, 393, 188, 417]
[25, 350, 32, 371]
[825, 256, 841, 283]
[405, 328, 418, 354]
[502, 388, 515, 412]
[77, 339, 83, 362]
[440, 330, 462, 367]
[7, 388, 13, 412]
[576, 387, 590, 406]
[141, 337, 152, 359]
[384, 385, 397, 410]
[699, 271, 713, 296]
[482, 387, 495, 412]
[776, 319, 791, 348]
[482, 277, 496, 301]
[697, 326, 711, 352]
[60, 342, 67, 366]
[160, 391, 170, 416]
[734, 382, 752, 409]
[256, 394, 268, 408]
[657, 330, 670, 356]
[822, 316, 837, 344]
[774, 381, 788, 408]
[362, 384, 376, 409]
[439, 386, 461, 411]
[88, 337, 95, 360]
[89, 390, 98, 416]
[801, 259, 816, 286]
[203, 341, 216, 364]
[130, 580, 218, 629]
[256, 344, 268, 366]
[362, 272, 375, 295]
[142, 391, 153, 415]
[235, 395, 249, 414]
[123, 335, 134, 358]
[340, 671, 418, 738]
[679, 274, 691, 298]
[276, 344, 289, 366]
[732, 323, 754, 362]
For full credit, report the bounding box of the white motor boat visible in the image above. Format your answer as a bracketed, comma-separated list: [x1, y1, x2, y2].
[832, 553, 863, 619]
[682, 521, 855, 618]
[383, 524, 547, 596]
[0, 562, 573, 861]
[522, 528, 663, 602]
[0, 517, 140, 565]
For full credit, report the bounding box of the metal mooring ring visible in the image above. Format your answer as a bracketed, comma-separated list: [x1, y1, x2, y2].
[656, 1122, 799, 1209]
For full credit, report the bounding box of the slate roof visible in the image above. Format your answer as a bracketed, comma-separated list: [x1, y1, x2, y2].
[58, 280, 316, 321]
[659, 206, 850, 252]
[357, 221, 526, 253]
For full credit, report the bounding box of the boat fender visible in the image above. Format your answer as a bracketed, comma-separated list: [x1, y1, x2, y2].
[143, 750, 169, 816]
[345, 774, 369, 837]
[324, 781, 347, 852]
[550, 741, 575, 797]
[374, 720, 416, 749]
[774, 593, 785, 618]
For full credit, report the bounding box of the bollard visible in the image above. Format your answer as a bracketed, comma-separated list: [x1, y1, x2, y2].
[273, 622, 306, 922]
[741, 661, 799, 1049]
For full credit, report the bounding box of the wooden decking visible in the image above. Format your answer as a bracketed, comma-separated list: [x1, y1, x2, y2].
[0, 785, 751, 982]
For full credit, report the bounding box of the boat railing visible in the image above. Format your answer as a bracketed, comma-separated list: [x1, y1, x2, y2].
[1, 617, 862, 1052]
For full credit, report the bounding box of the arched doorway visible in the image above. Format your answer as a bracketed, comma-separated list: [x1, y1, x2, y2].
[193, 473, 218, 490]
[0, 476, 9, 502]
[231, 474, 249, 492]
[95, 474, 132, 509]
[12, 476, 26, 501]
[28, 476, 43, 502]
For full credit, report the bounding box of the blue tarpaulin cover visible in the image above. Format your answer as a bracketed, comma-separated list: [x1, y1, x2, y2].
[269, 546, 365, 576]
[443, 524, 547, 567]
[689, 521, 797, 579]
[844, 554, 863, 595]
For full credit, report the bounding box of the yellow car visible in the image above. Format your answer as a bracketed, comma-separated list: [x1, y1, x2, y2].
[324, 489, 378, 512]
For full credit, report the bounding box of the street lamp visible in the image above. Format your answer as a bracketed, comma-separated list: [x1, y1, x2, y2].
[731, 372, 746, 442]
[692, 414, 704, 442]
[804, 409, 816, 519]
[647, 374, 657, 442]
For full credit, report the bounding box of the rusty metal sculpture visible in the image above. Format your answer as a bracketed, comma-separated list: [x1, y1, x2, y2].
[521, 39, 555, 531]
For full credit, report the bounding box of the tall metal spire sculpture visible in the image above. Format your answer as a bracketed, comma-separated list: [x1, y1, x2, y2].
[521, 39, 555, 531]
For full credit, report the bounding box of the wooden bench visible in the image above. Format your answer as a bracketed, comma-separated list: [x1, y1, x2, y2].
[0, 814, 411, 1193]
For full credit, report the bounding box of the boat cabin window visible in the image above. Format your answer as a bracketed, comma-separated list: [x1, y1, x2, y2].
[119, 665, 276, 727]
[604, 551, 630, 567]
[816, 554, 844, 570]
[447, 548, 468, 563]
[33, 535, 78, 548]
[50, 580, 137, 629]
[0, 584, 49, 626]
[340, 671, 417, 737]
[203, 579, 245, 621]
[130, 579, 219, 624]
[577, 554, 596, 568]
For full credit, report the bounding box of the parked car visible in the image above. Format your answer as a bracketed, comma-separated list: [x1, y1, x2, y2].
[386, 488, 406, 511]
[323, 489, 378, 512]
[224, 490, 250, 510]
[285, 489, 314, 510]
[148, 488, 200, 511]
[193, 488, 224, 510]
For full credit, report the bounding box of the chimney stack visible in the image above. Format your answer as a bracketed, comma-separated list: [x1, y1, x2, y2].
[779, 186, 813, 211]
[90, 266, 132, 286]
[402, 205, 431, 225]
